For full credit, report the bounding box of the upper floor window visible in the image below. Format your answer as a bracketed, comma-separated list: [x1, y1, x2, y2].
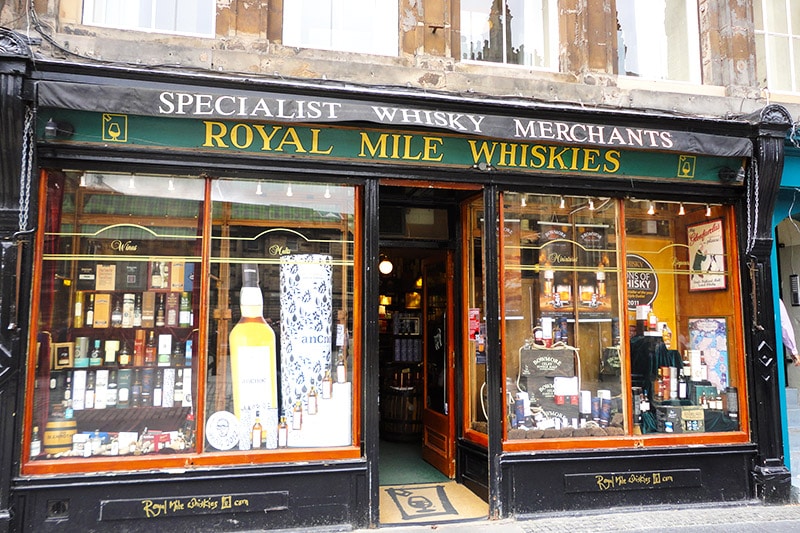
[755, 0, 800, 93]
[460, 0, 559, 69]
[283, 0, 398, 56]
[82, 0, 215, 37]
[616, 0, 701, 83]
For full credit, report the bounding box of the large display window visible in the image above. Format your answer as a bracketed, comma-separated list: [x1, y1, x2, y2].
[464, 192, 749, 448]
[23, 170, 359, 473]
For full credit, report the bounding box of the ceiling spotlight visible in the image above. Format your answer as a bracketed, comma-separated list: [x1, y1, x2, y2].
[168, 178, 175, 191]
[588, 198, 595, 211]
[324, 186, 331, 199]
[286, 185, 293, 197]
[647, 202, 655, 215]
[521, 195, 527, 207]
[256, 182, 263, 195]
[559, 196, 565, 209]
[129, 175, 136, 189]
[706, 204, 711, 217]
[678, 203, 685, 216]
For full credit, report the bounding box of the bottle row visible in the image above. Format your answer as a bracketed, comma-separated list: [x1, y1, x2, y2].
[48, 366, 193, 415]
[75, 251, 194, 294]
[56, 332, 193, 370]
[74, 290, 193, 329]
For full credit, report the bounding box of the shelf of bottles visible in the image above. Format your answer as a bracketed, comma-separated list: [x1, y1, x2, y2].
[32, 254, 198, 460]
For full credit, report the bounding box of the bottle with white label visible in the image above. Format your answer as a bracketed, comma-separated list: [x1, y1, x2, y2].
[229, 265, 277, 444]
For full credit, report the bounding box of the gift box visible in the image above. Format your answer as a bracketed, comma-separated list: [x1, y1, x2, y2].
[656, 405, 705, 433]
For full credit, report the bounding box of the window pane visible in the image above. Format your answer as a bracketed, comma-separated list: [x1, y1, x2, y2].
[768, 34, 792, 91]
[502, 193, 623, 440]
[205, 179, 356, 451]
[30, 171, 204, 461]
[83, 0, 215, 37]
[617, 0, 700, 82]
[624, 200, 741, 434]
[461, 0, 557, 68]
[765, 0, 789, 35]
[283, 0, 398, 56]
[465, 198, 487, 436]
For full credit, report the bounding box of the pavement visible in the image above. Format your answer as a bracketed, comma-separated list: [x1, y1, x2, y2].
[350, 500, 800, 532]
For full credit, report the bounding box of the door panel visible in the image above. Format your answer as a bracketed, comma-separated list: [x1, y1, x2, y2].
[421, 251, 455, 477]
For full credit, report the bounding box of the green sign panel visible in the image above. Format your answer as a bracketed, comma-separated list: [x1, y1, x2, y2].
[39, 109, 742, 184]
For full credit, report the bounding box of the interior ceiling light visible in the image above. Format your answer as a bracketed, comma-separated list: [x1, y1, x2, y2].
[168, 178, 175, 191]
[588, 198, 595, 211]
[286, 185, 293, 197]
[256, 182, 263, 195]
[706, 204, 711, 217]
[521, 195, 527, 207]
[378, 256, 393, 275]
[647, 202, 655, 215]
[678, 203, 685, 216]
[128, 175, 135, 189]
[559, 196, 565, 209]
[324, 186, 331, 199]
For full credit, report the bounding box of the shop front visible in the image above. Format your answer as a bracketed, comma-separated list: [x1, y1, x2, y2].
[0, 50, 794, 531]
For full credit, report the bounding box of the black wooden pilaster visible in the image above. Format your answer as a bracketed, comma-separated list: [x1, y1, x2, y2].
[745, 104, 793, 503]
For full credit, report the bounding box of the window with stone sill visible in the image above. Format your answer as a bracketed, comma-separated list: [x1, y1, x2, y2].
[616, 0, 701, 83]
[282, 0, 399, 57]
[755, 0, 800, 93]
[82, 0, 215, 38]
[460, 0, 558, 69]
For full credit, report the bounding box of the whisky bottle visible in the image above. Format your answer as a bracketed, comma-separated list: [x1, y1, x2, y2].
[336, 352, 346, 384]
[179, 292, 192, 327]
[133, 294, 142, 327]
[678, 367, 688, 400]
[131, 369, 142, 407]
[251, 410, 263, 449]
[122, 293, 135, 328]
[89, 339, 103, 367]
[144, 331, 157, 367]
[151, 261, 162, 289]
[229, 265, 277, 427]
[30, 426, 41, 459]
[307, 387, 318, 415]
[292, 401, 303, 430]
[153, 369, 163, 407]
[85, 370, 96, 409]
[321, 370, 333, 400]
[155, 294, 166, 327]
[118, 341, 131, 367]
[106, 369, 118, 408]
[110, 298, 123, 328]
[85, 294, 95, 327]
[74, 291, 84, 328]
[278, 416, 288, 447]
[700, 352, 709, 381]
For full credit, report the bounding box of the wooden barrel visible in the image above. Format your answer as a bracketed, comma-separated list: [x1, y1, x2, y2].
[43, 418, 77, 454]
[380, 386, 422, 441]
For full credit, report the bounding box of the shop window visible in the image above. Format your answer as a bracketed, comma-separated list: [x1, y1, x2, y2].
[464, 197, 488, 441]
[82, 0, 215, 37]
[616, 0, 701, 83]
[460, 0, 558, 68]
[755, 0, 800, 93]
[25, 171, 357, 472]
[494, 193, 745, 446]
[282, 0, 399, 57]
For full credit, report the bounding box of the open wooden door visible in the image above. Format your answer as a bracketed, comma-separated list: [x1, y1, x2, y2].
[421, 250, 455, 477]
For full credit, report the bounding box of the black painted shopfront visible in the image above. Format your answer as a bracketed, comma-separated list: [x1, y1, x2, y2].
[0, 31, 795, 532]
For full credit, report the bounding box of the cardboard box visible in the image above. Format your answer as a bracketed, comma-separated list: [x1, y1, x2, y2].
[165, 292, 180, 326]
[142, 431, 171, 452]
[656, 405, 705, 433]
[141, 291, 156, 328]
[170, 261, 185, 291]
[116, 261, 146, 291]
[93, 293, 111, 328]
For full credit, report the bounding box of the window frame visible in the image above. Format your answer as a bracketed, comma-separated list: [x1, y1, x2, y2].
[755, 0, 800, 94]
[21, 169, 362, 476]
[82, 0, 216, 39]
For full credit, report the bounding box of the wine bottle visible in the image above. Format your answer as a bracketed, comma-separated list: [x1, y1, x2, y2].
[30, 426, 41, 458]
[229, 265, 277, 438]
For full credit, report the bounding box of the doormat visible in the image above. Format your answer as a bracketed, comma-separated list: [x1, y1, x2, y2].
[380, 482, 488, 525]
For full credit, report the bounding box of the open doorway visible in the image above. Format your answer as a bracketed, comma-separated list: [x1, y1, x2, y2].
[376, 184, 488, 525]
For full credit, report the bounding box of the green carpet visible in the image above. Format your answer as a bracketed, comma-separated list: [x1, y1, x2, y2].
[379, 439, 450, 485]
